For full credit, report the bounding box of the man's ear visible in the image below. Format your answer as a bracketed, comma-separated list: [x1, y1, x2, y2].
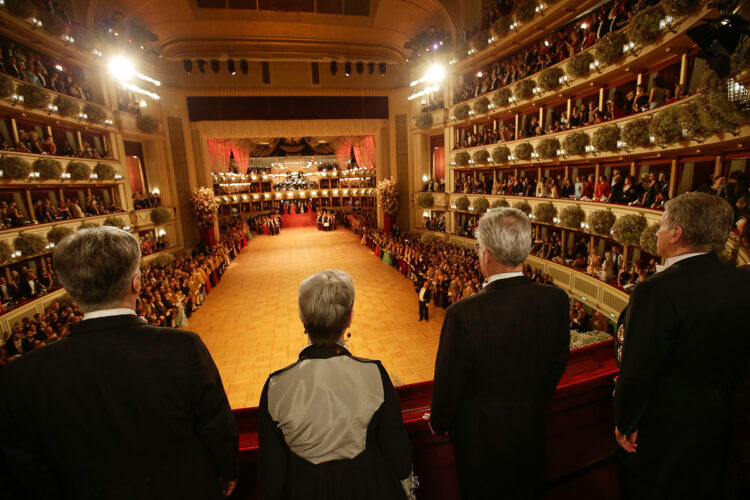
[671, 225, 683, 244]
[132, 272, 141, 294]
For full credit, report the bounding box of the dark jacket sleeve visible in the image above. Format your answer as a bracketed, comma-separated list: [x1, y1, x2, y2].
[614, 280, 677, 435]
[187, 333, 239, 480]
[430, 306, 472, 435]
[258, 378, 288, 500]
[545, 290, 571, 397]
[375, 363, 413, 481]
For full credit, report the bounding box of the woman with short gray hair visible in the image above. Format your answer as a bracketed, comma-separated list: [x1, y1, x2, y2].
[259, 269, 417, 500]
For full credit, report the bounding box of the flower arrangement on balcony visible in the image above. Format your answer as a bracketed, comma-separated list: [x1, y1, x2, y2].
[416, 111, 434, 130]
[611, 214, 648, 245]
[514, 142, 534, 160]
[455, 103, 470, 121]
[54, 95, 80, 118]
[562, 131, 590, 155]
[46, 226, 74, 245]
[678, 100, 709, 141]
[571, 331, 613, 350]
[533, 202, 556, 223]
[473, 149, 490, 164]
[627, 4, 666, 46]
[621, 118, 652, 148]
[491, 198, 509, 208]
[104, 216, 126, 229]
[80, 221, 99, 229]
[454, 196, 470, 211]
[83, 103, 107, 124]
[0, 77, 13, 99]
[592, 124, 621, 151]
[594, 31, 628, 66]
[417, 192, 434, 208]
[515, 0, 536, 23]
[640, 222, 659, 255]
[0, 241, 12, 265]
[150, 207, 172, 225]
[378, 177, 399, 215]
[191, 187, 219, 227]
[588, 209, 617, 235]
[471, 30, 489, 52]
[66, 161, 91, 180]
[137, 115, 160, 134]
[513, 200, 531, 214]
[650, 107, 683, 146]
[560, 206, 586, 229]
[454, 151, 470, 166]
[33, 158, 63, 180]
[515, 79, 536, 100]
[17, 83, 49, 109]
[492, 146, 511, 163]
[94, 162, 116, 180]
[539, 67, 565, 92]
[493, 88, 513, 107]
[566, 51, 595, 79]
[0, 156, 32, 180]
[492, 16, 512, 38]
[5, 0, 37, 19]
[14, 233, 46, 256]
[696, 70, 749, 135]
[473, 196, 490, 213]
[473, 97, 490, 115]
[537, 137, 560, 159]
[661, 0, 701, 17]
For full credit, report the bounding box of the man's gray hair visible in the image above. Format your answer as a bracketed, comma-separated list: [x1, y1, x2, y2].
[298, 270, 355, 345]
[474, 207, 532, 267]
[663, 192, 734, 252]
[54, 226, 141, 312]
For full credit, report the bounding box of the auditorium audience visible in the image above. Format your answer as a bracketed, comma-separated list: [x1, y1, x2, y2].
[132, 191, 162, 209]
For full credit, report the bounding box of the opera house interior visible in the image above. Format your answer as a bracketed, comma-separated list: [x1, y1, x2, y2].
[0, 0, 749, 498]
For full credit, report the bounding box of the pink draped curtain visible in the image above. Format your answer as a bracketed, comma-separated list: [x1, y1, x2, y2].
[334, 136, 376, 170]
[207, 139, 234, 173]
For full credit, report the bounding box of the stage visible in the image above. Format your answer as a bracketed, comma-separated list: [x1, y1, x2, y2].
[189, 227, 445, 409]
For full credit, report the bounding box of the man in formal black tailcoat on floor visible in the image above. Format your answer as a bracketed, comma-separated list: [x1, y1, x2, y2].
[0, 226, 239, 500]
[429, 207, 570, 499]
[614, 192, 750, 500]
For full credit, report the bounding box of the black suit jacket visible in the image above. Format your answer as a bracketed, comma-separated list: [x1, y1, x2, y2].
[614, 253, 750, 499]
[0, 314, 238, 500]
[18, 279, 41, 299]
[430, 276, 570, 499]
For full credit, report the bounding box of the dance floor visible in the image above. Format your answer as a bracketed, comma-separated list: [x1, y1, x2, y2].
[189, 227, 445, 409]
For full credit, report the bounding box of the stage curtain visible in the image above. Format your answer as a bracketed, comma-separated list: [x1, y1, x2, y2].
[335, 141, 353, 170]
[353, 135, 376, 169]
[230, 139, 253, 172]
[207, 139, 234, 173]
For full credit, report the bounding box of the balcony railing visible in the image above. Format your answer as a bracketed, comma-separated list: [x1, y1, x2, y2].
[0, 151, 123, 182]
[216, 188, 377, 205]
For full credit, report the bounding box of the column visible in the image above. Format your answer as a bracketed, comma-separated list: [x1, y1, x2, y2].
[669, 159, 677, 199]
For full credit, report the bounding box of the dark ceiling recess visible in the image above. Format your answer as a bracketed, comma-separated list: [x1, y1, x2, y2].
[187, 96, 388, 121]
[197, 0, 369, 15]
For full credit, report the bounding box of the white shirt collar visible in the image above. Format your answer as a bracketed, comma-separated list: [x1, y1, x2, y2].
[483, 272, 525, 287]
[82, 308, 137, 321]
[655, 252, 707, 273]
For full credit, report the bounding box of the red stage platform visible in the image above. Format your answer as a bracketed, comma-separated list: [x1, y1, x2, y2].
[280, 212, 316, 228]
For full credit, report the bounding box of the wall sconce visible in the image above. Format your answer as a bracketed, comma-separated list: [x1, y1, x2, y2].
[584, 145, 596, 154]
[659, 16, 676, 33]
[123, 226, 131, 231]
[508, 96, 518, 105]
[9, 93, 24, 106]
[588, 60, 602, 73]
[508, 154, 517, 161]
[534, 4, 545, 16]
[78, 112, 88, 122]
[61, 172, 71, 179]
[46, 104, 59, 115]
[28, 172, 40, 179]
[93, 49, 103, 57]
[532, 86, 542, 95]
[90, 173, 99, 179]
[556, 149, 567, 157]
[510, 22, 520, 32]
[114, 174, 123, 180]
[104, 119, 114, 127]
[622, 42, 638, 56]
[63, 34, 75, 46]
[559, 75, 570, 86]
[30, 17, 43, 30]
[530, 152, 539, 159]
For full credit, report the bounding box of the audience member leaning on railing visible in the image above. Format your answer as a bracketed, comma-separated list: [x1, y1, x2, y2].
[0, 234, 242, 365]
[132, 191, 161, 210]
[1, 130, 113, 160]
[455, 0, 640, 106]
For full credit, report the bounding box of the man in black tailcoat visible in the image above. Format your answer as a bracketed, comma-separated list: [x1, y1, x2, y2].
[429, 207, 570, 499]
[0, 227, 238, 500]
[614, 192, 750, 499]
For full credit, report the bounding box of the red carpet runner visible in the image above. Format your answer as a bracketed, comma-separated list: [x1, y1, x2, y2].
[280, 212, 317, 228]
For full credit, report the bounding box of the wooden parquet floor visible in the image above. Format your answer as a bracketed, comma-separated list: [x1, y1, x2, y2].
[189, 228, 445, 409]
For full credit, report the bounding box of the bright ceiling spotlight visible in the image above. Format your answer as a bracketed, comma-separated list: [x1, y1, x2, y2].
[424, 64, 446, 83]
[108, 56, 135, 81]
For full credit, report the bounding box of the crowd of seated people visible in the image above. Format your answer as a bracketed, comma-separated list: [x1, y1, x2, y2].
[454, 79, 684, 148]
[422, 177, 446, 192]
[1, 36, 93, 102]
[140, 233, 168, 256]
[420, 96, 444, 113]
[424, 214, 446, 233]
[0, 195, 122, 230]
[455, 168, 670, 208]
[1, 130, 111, 160]
[568, 299, 613, 333]
[455, 0, 643, 105]
[132, 191, 161, 209]
[0, 267, 59, 315]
